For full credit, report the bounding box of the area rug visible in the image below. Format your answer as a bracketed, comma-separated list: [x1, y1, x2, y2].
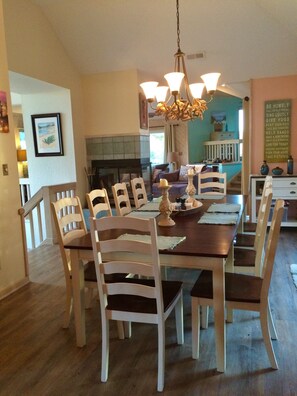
[290, 264, 297, 288]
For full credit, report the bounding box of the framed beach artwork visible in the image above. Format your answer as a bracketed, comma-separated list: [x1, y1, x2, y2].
[31, 113, 64, 157]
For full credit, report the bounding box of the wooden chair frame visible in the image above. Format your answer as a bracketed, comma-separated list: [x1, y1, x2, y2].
[90, 216, 184, 392]
[191, 200, 284, 370]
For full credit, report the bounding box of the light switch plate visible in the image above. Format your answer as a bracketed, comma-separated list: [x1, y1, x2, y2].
[2, 164, 8, 176]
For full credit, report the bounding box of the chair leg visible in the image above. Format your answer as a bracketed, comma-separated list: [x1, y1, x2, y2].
[192, 298, 200, 359]
[175, 294, 184, 345]
[157, 321, 165, 392]
[85, 287, 94, 309]
[124, 321, 132, 338]
[268, 301, 278, 340]
[201, 306, 209, 329]
[260, 306, 278, 369]
[116, 321, 125, 340]
[62, 286, 72, 328]
[101, 317, 110, 382]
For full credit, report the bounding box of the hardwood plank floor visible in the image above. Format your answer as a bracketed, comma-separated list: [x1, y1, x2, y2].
[0, 229, 297, 395]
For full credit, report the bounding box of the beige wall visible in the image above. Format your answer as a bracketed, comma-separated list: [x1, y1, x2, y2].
[82, 69, 144, 136]
[3, 0, 87, 198]
[0, 0, 27, 297]
[251, 75, 297, 174]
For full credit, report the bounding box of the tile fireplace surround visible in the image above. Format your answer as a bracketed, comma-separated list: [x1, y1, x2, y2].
[86, 135, 151, 198]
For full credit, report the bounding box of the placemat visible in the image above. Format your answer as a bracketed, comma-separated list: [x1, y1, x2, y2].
[126, 211, 160, 219]
[198, 213, 238, 225]
[137, 202, 160, 211]
[207, 203, 241, 213]
[193, 194, 225, 200]
[117, 234, 186, 250]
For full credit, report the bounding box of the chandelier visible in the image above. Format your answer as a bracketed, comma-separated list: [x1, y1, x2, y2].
[140, 0, 221, 122]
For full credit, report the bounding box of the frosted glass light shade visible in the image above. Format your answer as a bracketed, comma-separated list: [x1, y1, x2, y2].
[155, 86, 169, 102]
[201, 73, 221, 94]
[164, 72, 185, 94]
[189, 83, 205, 99]
[140, 81, 158, 101]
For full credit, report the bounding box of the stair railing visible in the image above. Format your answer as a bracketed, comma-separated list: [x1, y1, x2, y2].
[204, 139, 242, 162]
[18, 183, 76, 254]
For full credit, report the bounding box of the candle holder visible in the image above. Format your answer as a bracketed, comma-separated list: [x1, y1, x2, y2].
[186, 172, 196, 205]
[158, 185, 175, 227]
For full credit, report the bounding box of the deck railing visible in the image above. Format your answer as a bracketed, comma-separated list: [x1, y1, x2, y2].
[18, 183, 76, 256]
[204, 139, 242, 162]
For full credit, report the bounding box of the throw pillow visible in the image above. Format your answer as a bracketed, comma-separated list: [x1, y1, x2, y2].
[179, 165, 194, 181]
[159, 170, 179, 182]
[152, 168, 162, 183]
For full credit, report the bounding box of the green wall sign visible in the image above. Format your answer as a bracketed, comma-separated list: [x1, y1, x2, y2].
[264, 99, 291, 162]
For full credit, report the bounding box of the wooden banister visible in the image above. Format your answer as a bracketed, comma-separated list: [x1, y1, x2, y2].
[19, 182, 76, 253]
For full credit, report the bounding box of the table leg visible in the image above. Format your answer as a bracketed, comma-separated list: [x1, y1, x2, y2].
[70, 250, 86, 347]
[212, 263, 226, 373]
[225, 245, 234, 323]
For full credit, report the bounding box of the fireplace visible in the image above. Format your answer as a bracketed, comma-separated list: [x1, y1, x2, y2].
[91, 158, 152, 202]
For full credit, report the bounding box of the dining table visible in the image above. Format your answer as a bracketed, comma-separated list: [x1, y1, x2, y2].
[65, 193, 247, 373]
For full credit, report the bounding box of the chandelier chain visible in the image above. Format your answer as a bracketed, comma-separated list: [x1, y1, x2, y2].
[176, 0, 180, 51]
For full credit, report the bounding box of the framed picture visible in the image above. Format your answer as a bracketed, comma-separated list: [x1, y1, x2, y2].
[139, 93, 148, 129]
[31, 113, 64, 156]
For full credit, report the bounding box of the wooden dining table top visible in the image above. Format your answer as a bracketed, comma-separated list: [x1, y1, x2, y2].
[65, 194, 247, 260]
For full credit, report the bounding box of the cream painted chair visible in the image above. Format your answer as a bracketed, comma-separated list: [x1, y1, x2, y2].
[90, 215, 184, 392]
[86, 188, 112, 218]
[197, 172, 227, 195]
[242, 175, 273, 234]
[112, 182, 132, 216]
[234, 188, 273, 277]
[51, 196, 98, 328]
[131, 177, 148, 209]
[191, 199, 284, 370]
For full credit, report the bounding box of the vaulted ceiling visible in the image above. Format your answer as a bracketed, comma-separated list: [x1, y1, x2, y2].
[19, 0, 297, 98]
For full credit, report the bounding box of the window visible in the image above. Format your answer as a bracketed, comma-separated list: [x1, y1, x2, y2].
[150, 130, 165, 166]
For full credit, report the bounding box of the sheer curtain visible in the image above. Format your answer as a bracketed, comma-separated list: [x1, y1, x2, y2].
[165, 123, 176, 158]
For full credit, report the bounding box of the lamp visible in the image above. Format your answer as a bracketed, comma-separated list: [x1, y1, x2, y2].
[140, 0, 220, 122]
[17, 149, 28, 178]
[17, 149, 27, 162]
[167, 151, 180, 171]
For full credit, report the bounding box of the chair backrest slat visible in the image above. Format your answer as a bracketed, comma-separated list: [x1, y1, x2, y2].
[131, 177, 148, 209]
[198, 172, 227, 195]
[112, 182, 132, 216]
[86, 188, 112, 218]
[90, 215, 163, 313]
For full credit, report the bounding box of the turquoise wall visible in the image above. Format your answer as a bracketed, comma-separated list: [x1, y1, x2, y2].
[188, 95, 242, 163]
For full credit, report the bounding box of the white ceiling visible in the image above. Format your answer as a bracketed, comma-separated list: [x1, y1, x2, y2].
[14, 0, 297, 98]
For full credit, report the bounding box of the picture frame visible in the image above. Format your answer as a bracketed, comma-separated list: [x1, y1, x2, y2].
[31, 113, 64, 157]
[139, 93, 148, 129]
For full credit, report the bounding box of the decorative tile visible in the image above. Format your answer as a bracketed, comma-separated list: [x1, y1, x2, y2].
[113, 142, 124, 154]
[102, 142, 113, 155]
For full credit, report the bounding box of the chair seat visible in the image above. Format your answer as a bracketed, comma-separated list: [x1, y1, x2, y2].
[243, 222, 257, 233]
[234, 233, 255, 247]
[191, 270, 262, 304]
[234, 248, 256, 267]
[80, 261, 128, 283]
[106, 279, 183, 314]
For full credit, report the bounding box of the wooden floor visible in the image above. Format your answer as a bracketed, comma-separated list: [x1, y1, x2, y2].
[1, 229, 297, 395]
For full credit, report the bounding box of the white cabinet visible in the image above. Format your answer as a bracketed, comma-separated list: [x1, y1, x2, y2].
[250, 175, 297, 227]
